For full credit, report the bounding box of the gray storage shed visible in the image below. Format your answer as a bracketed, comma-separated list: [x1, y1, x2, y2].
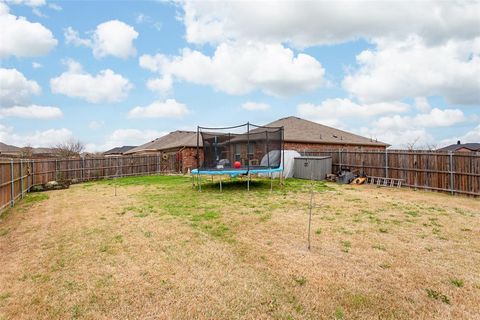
[293, 156, 332, 180]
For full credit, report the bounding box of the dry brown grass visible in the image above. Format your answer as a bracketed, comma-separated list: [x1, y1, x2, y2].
[0, 176, 479, 320]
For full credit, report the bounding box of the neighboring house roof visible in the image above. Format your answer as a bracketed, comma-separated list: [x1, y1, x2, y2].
[32, 147, 56, 155]
[438, 142, 480, 152]
[125, 131, 199, 154]
[0, 142, 20, 153]
[104, 146, 136, 155]
[260, 116, 389, 147]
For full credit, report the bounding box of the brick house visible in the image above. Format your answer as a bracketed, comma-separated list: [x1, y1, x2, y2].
[126, 116, 388, 172]
[124, 131, 202, 173]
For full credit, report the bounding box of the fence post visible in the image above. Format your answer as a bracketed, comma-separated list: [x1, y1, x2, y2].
[10, 159, 14, 207]
[30, 159, 35, 190]
[449, 151, 454, 195]
[385, 149, 389, 178]
[339, 149, 342, 171]
[54, 159, 58, 181]
[20, 159, 23, 199]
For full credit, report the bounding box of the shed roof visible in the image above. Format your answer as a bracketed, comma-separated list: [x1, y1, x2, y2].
[262, 116, 389, 147]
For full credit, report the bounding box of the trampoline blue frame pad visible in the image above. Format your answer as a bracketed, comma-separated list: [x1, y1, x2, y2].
[192, 167, 283, 177]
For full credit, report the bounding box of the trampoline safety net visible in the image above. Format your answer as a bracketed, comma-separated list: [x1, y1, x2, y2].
[197, 123, 284, 172]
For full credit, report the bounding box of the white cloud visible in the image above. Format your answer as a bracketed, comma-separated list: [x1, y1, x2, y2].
[0, 68, 41, 107]
[375, 108, 466, 130]
[357, 126, 435, 149]
[32, 7, 46, 17]
[65, 20, 138, 59]
[48, 3, 61, 11]
[0, 3, 57, 58]
[343, 36, 480, 105]
[180, 1, 480, 47]
[128, 99, 190, 118]
[139, 42, 325, 96]
[355, 107, 468, 148]
[146, 76, 172, 95]
[440, 124, 480, 147]
[241, 102, 271, 111]
[5, 0, 46, 7]
[50, 60, 133, 103]
[0, 125, 73, 148]
[89, 120, 104, 130]
[85, 129, 168, 152]
[296, 98, 410, 127]
[0, 105, 62, 119]
[135, 13, 161, 31]
[32, 62, 42, 69]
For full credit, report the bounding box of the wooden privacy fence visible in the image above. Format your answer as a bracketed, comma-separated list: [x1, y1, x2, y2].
[303, 149, 480, 196]
[0, 154, 180, 213]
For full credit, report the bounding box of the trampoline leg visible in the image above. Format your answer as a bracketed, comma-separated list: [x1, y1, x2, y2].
[198, 173, 201, 192]
[220, 178, 222, 192]
[247, 172, 250, 191]
[270, 172, 273, 192]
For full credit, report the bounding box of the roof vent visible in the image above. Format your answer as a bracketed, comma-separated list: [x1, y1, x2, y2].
[332, 134, 338, 138]
[457, 140, 461, 145]
[319, 134, 322, 139]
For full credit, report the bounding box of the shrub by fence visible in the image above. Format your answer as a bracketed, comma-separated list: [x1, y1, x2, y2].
[0, 154, 179, 213]
[303, 149, 480, 196]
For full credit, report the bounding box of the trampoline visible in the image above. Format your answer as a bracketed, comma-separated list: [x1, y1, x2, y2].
[192, 122, 284, 191]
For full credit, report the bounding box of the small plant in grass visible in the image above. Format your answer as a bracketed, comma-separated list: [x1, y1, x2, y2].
[379, 263, 391, 269]
[450, 278, 464, 288]
[144, 231, 152, 238]
[460, 228, 471, 232]
[425, 247, 433, 252]
[315, 228, 321, 235]
[426, 289, 450, 304]
[341, 241, 351, 253]
[405, 210, 419, 217]
[0, 292, 11, 300]
[0, 228, 9, 236]
[99, 244, 109, 253]
[372, 244, 386, 251]
[293, 276, 307, 286]
[113, 235, 123, 243]
[379, 227, 388, 233]
[334, 307, 345, 319]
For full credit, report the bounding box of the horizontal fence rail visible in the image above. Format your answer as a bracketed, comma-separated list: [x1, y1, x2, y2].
[0, 154, 181, 214]
[303, 149, 480, 196]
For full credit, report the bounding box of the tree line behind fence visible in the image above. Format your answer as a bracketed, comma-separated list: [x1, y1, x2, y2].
[1, 150, 479, 213]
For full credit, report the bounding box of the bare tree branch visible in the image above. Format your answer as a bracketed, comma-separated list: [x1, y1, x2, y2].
[53, 139, 85, 158]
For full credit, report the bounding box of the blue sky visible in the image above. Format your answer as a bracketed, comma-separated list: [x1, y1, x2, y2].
[1, 0, 479, 151]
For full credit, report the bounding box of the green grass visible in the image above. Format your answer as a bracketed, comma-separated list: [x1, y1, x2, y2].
[341, 240, 351, 253]
[450, 278, 464, 288]
[99, 175, 190, 186]
[426, 289, 450, 304]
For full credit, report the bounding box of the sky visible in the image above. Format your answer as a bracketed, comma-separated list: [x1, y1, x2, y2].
[0, 0, 479, 152]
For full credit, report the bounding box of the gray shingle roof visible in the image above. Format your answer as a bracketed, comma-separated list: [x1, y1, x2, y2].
[104, 146, 137, 155]
[438, 143, 480, 152]
[125, 131, 198, 154]
[261, 116, 389, 147]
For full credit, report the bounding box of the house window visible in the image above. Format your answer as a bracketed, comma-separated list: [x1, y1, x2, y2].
[247, 143, 254, 156]
[235, 144, 241, 161]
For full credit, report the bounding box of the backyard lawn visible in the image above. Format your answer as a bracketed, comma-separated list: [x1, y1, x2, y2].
[0, 175, 479, 319]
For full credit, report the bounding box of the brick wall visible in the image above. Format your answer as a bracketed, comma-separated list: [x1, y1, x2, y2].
[180, 147, 202, 173]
